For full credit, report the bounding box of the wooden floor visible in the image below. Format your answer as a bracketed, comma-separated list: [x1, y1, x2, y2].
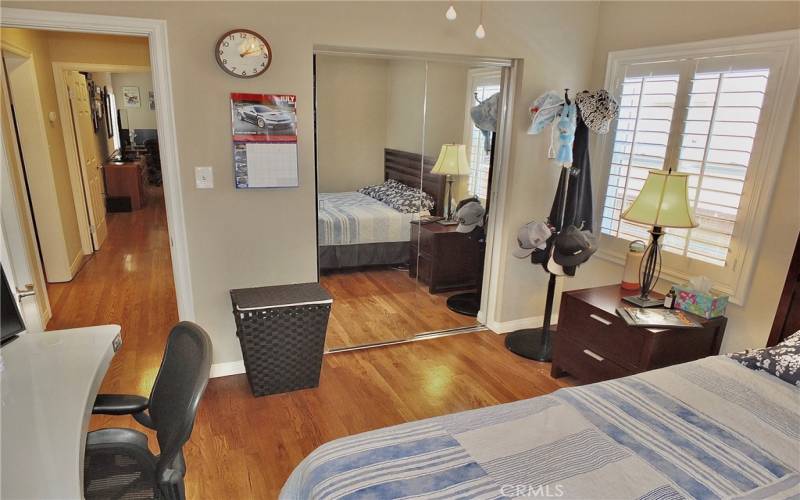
[45, 189, 576, 499]
[322, 268, 479, 350]
[46, 187, 178, 396]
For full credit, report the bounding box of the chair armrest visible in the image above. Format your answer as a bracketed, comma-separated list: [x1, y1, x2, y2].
[93, 394, 149, 415]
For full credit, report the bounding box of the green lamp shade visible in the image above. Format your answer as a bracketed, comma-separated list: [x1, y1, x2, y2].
[431, 144, 470, 176]
[621, 170, 698, 228]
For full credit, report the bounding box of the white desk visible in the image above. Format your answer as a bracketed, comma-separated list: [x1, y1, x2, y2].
[1, 326, 121, 499]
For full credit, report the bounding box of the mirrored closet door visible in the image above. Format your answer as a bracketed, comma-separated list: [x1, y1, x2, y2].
[314, 49, 508, 351]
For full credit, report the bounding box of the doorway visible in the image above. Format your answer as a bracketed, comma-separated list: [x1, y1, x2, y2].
[313, 48, 514, 351]
[0, 20, 193, 398]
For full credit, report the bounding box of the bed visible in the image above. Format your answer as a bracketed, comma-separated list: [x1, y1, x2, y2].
[281, 239, 800, 499]
[318, 149, 446, 271]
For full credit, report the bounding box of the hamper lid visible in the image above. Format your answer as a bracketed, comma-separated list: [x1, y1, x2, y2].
[230, 282, 332, 311]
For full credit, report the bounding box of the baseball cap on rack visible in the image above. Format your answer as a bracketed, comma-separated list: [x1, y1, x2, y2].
[512, 221, 552, 258]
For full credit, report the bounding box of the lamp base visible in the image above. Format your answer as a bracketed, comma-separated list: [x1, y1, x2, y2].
[622, 294, 663, 308]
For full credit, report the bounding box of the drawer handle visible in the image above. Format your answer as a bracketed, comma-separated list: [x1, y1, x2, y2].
[589, 314, 612, 326]
[583, 349, 604, 362]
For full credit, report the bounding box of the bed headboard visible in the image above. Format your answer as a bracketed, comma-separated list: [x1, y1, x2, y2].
[384, 148, 447, 216]
[768, 232, 800, 346]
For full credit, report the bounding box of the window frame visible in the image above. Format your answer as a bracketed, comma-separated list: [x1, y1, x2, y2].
[463, 67, 502, 202]
[594, 30, 800, 305]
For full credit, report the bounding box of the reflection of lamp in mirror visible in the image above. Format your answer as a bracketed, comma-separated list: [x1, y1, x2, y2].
[431, 144, 470, 222]
[621, 169, 698, 307]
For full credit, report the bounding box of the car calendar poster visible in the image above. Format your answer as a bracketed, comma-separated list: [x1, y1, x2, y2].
[231, 93, 298, 188]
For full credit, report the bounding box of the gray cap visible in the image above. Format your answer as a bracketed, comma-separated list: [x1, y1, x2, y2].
[512, 221, 552, 258]
[455, 201, 485, 233]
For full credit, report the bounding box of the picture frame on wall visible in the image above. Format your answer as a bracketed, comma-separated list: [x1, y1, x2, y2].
[87, 79, 99, 132]
[103, 86, 114, 139]
[122, 86, 141, 108]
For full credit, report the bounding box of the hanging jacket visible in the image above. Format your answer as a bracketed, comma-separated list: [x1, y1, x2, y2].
[536, 109, 594, 276]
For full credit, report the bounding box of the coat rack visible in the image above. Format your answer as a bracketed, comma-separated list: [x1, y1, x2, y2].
[504, 89, 573, 362]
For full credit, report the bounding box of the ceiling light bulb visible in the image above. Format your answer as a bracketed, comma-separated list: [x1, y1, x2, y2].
[475, 23, 486, 39]
[445, 5, 457, 21]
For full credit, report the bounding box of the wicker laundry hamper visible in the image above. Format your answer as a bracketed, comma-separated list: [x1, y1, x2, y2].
[230, 283, 332, 397]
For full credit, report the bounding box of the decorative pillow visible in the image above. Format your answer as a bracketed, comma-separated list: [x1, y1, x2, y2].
[381, 188, 435, 214]
[728, 331, 800, 386]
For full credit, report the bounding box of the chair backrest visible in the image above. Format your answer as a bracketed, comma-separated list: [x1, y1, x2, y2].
[148, 321, 212, 484]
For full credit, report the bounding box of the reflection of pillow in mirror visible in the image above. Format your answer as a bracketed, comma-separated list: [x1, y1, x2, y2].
[358, 179, 408, 202]
[381, 189, 435, 214]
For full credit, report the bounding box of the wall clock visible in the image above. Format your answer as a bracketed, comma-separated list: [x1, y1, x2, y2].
[215, 29, 272, 78]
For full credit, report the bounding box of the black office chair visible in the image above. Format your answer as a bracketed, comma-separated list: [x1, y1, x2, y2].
[84, 321, 212, 500]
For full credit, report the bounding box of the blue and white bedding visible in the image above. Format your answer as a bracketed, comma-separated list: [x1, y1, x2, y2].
[281, 356, 799, 499]
[318, 192, 415, 246]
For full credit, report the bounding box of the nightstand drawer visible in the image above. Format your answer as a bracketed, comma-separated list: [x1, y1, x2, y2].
[558, 295, 644, 369]
[553, 337, 634, 384]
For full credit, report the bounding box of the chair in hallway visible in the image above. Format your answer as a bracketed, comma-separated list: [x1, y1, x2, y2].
[84, 321, 212, 500]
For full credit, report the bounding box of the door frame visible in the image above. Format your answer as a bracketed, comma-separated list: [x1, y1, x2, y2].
[312, 46, 518, 330]
[0, 48, 51, 330]
[1, 8, 196, 322]
[52, 62, 151, 255]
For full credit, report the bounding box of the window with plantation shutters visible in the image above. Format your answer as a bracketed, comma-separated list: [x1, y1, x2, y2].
[598, 33, 799, 303]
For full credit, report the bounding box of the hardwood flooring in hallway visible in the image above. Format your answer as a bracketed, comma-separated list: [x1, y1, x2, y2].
[46, 187, 177, 396]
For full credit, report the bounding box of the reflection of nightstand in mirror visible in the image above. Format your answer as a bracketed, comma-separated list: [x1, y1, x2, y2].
[409, 222, 480, 294]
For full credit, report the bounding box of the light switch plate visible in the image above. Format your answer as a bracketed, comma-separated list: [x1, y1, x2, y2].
[195, 166, 213, 189]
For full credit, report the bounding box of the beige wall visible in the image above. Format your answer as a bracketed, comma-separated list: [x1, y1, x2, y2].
[47, 31, 149, 67]
[568, 1, 800, 353]
[5, 1, 601, 365]
[384, 59, 427, 157]
[316, 55, 388, 193]
[423, 62, 469, 159]
[317, 55, 470, 196]
[112, 71, 157, 131]
[1, 27, 83, 279]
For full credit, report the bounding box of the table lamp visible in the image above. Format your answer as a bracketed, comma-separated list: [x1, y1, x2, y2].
[431, 144, 470, 222]
[621, 169, 697, 307]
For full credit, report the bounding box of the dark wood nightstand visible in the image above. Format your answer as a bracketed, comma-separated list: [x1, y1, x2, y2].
[409, 222, 480, 294]
[551, 284, 727, 384]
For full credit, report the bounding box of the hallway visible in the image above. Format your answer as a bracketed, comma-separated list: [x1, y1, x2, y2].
[47, 188, 178, 396]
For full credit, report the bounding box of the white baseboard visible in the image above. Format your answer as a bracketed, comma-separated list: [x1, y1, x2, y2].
[68, 251, 85, 278]
[486, 314, 559, 334]
[210, 360, 245, 378]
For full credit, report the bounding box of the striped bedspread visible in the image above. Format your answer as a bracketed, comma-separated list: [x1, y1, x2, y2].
[318, 192, 414, 246]
[280, 356, 799, 499]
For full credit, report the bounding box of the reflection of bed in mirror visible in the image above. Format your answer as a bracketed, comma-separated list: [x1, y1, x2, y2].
[318, 149, 446, 271]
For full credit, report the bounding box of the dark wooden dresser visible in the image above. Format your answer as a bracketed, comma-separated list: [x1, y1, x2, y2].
[551, 284, 727, 384]
[104, 160, 146, 210]
[409, 222, 480, 294]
